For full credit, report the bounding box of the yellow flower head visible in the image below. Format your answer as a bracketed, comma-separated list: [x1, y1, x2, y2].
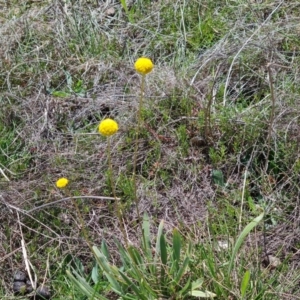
[56, 177, 69, 188]
[134, 57, 154, 75]
[98, 118, 119, 136]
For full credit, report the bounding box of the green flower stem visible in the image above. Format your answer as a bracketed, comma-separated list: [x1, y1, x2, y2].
[133, 74, 145, 223]
[107, 137, 128, 247]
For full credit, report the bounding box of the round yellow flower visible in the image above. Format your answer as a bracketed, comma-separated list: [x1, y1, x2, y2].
[56, 177, 69, 188]
[98, 118, 119, 136]
[134, 57, 154, 75]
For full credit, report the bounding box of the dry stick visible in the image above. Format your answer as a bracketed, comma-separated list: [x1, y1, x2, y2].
[265, 62, 276, 173]
[132, 74, 145, 223]
[17, 212, 37, 291]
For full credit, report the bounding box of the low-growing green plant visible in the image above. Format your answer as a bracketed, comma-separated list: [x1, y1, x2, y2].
[176, 124, 189, 156]
[67, 213, 216, 299]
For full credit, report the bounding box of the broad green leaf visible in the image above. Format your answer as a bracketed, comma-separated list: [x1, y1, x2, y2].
[154, 220, 164, 263]
[190, 290, 217, 298]
[240, 270, 250, 298]
[228, 212, 264, 274]
[191, 278, 204, 290]
[101, 240, 110, 260]
[52, 90, 71, 98]
[212, 169, 225, 187]
[172, 228, 181, 272]
[142, 213, 151, 258]
[91, 264, 99, 284]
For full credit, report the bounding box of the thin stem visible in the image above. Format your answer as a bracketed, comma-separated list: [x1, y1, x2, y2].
[65, 191, 108, 277]
[71, 195, 91, 244]
[107, 137, 128, 247]
[133, 75, 145, 222]
[58, 189, 96, 260]
[107, 138, 117, 199]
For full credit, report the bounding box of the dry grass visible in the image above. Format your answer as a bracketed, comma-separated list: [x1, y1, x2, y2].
[0, 0, 300, 299]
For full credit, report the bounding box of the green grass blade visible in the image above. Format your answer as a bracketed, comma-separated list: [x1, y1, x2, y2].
[92, 246, 122, 292]
[120, 0, 129, 14]
[160, 233, 168, 265]
[114, 239, 132, 267]
[142, 213, 152, 258]
[240, 269, 250, 298]
[103, 271, 124, 295]
[160, 233, 168, 292]
[178, 276, 192, 297]
[174, 256, 190, 284]
[228, 212, 264, 274]
[92, 246, 112, 274]
[66, 269, 108, 300]
[119, 270, 148, 300]
[127, 245, 143, 266]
